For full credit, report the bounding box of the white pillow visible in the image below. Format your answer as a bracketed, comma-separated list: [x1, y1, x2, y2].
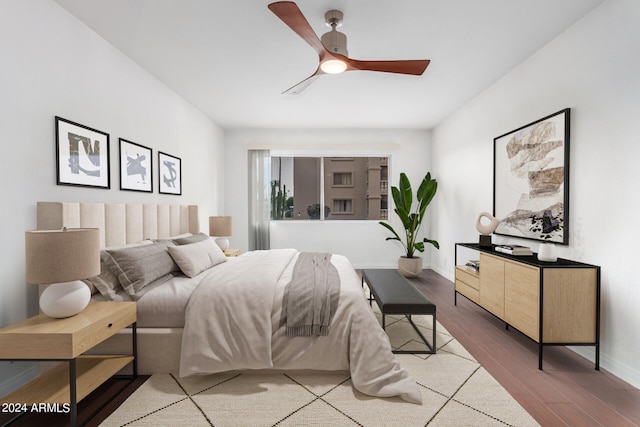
[167, 238, 227, 278]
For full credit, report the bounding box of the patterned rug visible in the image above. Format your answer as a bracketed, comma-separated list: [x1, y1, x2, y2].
[100, 309, 539, 426]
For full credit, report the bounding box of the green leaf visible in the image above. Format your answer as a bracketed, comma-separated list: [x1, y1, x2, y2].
[394, 207, 412, 231]
[423, 238, 440, 249]
[416, 172, 431, 201]
[420, 179, 437, 208]
[379, 221, 402, 241]
[398, 173, 412, 212]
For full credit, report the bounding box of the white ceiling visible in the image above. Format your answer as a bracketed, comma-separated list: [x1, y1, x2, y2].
[54, 0, 603, 130]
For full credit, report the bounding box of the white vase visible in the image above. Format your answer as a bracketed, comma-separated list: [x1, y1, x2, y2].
[398, 256, 422, 277]
[537, 243, 557, 262]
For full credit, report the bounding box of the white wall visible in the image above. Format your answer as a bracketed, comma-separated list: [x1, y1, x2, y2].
[429, 0, 640, 387]
[0, 0, 224, 394]
[224, 129, 436, 268]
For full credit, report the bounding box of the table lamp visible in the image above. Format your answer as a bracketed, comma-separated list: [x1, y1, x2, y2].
[25, 228, 100, 318]
[209, 216, 232, 250]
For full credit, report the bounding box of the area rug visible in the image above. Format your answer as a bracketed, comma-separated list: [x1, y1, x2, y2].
[100, 309, 539, 426]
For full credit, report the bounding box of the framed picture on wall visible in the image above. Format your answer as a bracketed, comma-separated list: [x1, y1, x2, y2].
[493, 108, 570, 244]
[55, 116, 110, 189]
[158, 151, 182, 195]
[119, 138, 152, 192]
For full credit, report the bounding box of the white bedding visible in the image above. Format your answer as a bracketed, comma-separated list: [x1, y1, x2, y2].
[179, 249, 422, 404]
[91, 274, 201, 328]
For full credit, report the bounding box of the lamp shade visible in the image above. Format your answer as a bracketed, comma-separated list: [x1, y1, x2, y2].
[25, 228, 100, 285]
[320, 59, 347, 74]
[209, 216, 232, 237]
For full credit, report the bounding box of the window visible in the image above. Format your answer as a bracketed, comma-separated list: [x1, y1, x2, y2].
[333, 199, 353, 214]
[270, 156, 389, 221]
[270, 157, 320, 220]
[333, 172, 353, 186]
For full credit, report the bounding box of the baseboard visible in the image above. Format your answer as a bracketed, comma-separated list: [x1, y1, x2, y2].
[430, 264, 454, 282]
[570, 346, 640, 390]
[0, 363, 39, 397]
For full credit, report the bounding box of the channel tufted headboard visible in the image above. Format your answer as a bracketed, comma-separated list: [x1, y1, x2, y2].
[37, 202, 199, 248]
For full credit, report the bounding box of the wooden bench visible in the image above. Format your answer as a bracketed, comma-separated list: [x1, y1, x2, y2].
[361, 269, 436, 354]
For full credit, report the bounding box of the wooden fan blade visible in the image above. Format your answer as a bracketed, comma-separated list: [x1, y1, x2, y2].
[283, 70, 323, 95]
[346, 59, 431, 75]
[268, 2, 327, 57]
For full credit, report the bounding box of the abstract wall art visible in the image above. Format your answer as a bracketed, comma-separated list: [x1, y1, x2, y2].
[119, 138, 152, 192]
[55, 116, 110, 189]
[493, 109, 570, 244]
[158, 151, 181, 195]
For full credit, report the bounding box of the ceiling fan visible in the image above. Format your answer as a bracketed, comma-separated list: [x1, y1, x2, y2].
[268, 1, 430, 95]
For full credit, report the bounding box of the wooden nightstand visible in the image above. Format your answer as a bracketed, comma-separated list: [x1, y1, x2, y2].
[223, 248, 242, 257]
[0, 301, 136, 426]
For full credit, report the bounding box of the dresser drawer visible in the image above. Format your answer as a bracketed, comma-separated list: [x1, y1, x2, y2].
[455, 266, 479, 290]
[456, 279, 480, 303]
[76, 302, 136, 356]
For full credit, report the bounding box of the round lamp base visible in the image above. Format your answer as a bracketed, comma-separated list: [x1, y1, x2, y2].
[215, 237, 230, 251]
[40, 280, 91, 318]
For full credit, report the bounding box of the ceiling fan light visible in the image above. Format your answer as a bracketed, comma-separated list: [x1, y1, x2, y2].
[321, 59, 347, 74]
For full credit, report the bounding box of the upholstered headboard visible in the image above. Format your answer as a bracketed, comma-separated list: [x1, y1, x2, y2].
[37, 202, 199, 248]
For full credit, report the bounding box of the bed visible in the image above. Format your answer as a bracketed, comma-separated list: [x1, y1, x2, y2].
[36, 201, 422, 404]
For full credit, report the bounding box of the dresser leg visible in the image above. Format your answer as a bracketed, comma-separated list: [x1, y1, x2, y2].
[538, 344, 544, 370]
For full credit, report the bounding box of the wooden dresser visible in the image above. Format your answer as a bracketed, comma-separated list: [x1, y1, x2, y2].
[454, 243, 600, 370]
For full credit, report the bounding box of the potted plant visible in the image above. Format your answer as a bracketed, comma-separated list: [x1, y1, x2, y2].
[379, 172, 439, 277]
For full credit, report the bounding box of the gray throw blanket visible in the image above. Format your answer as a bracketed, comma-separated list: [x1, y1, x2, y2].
[279, 252, 341, 337]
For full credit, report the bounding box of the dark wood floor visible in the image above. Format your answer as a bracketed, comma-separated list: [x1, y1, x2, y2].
[3, 269, 639, 426]
[409, 269, 640, 427]
[0, 375, 147, 427]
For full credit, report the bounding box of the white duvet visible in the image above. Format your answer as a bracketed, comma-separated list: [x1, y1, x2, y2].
[179, 249, 422, 404]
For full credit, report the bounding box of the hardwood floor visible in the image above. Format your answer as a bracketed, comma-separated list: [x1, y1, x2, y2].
[0, 375, 147, 427]
[409, 269, 640, 427]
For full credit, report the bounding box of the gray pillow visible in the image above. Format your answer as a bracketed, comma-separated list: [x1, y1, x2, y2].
[173, 232, 209, 245]
[82, 250, 122, 300]
[83, 240, 154, 300]
[105, 241, 179, 300]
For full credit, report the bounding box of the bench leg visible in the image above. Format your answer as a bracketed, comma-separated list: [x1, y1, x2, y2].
[364, 280, 374, 307]
[433, 313, 437, 354]
[392, 314, 436, 355]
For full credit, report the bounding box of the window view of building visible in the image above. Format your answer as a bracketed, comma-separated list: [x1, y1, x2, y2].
[333, 199, 353, 213]
[271, 156, 389, 221]
[333, 172, 353, 186]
